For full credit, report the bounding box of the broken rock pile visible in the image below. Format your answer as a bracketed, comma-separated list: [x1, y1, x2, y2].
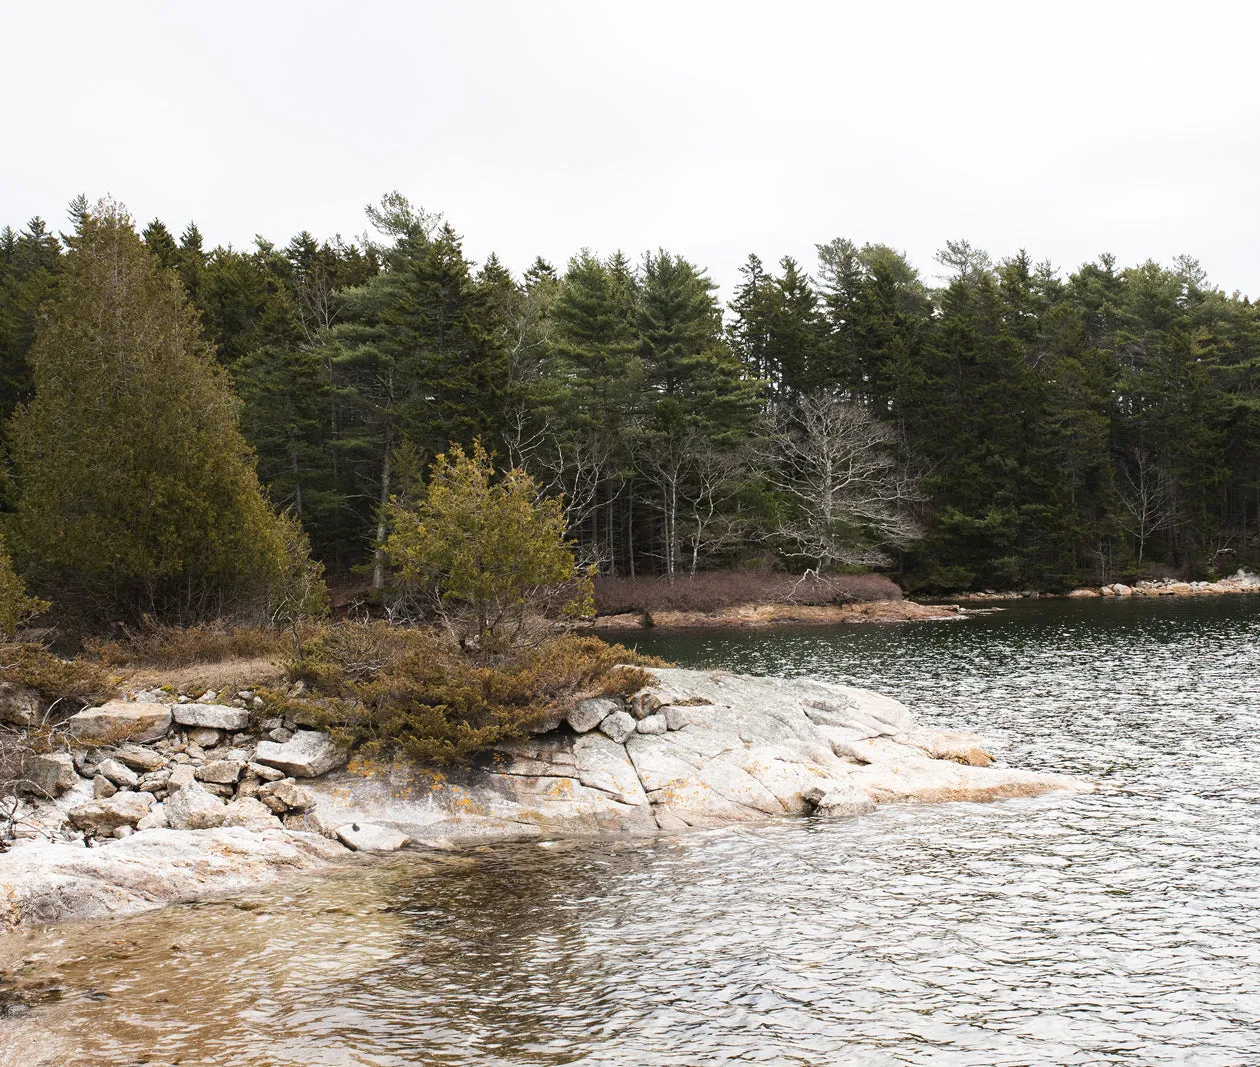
[9, 688, 406, 854]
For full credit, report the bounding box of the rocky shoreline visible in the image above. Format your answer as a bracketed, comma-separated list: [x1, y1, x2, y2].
[1, 668, 1088, 930]
[951, 569, 1260, 603]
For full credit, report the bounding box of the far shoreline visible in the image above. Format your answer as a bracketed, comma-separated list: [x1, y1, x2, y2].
[587, 571, 1260, 631]
[588, 598, 964, 631]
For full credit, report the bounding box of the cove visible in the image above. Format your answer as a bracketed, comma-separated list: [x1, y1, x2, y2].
[3, 596, 1259, 1065]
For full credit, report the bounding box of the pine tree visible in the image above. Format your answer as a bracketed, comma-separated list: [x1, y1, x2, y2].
[727, 254, 776, 388]
[324, 220, 509, 585]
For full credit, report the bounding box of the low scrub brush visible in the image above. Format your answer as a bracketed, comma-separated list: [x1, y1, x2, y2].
[289, 623, 667, 764]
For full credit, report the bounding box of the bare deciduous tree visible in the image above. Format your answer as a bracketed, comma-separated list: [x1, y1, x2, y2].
[504, 410, 613, 537]
[678, 441, 754, 576]
[635, 427, 756, 580]
[769, 391, 922, 571]
[1115, 447, 1176, 564]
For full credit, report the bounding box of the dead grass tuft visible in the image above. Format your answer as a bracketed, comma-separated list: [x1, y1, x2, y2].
[125, 655, 288, 697]
[86, 621, 291, 668]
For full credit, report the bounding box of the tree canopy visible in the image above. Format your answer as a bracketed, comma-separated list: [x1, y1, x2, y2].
[3, 193, 1258, 596]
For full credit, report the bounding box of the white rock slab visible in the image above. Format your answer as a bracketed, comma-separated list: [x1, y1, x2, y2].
[172, 703, 250, 731]
[336, 822, 409, 852]
[254, 730, 349, 777]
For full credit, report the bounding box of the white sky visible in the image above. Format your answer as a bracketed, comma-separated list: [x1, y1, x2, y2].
[5, 0, 1260, 298]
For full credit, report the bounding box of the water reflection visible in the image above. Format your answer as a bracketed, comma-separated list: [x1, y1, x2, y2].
[3, 597, 1260, 1065]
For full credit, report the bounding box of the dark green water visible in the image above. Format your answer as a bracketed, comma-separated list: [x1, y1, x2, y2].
[3, 596, 1259, 1066]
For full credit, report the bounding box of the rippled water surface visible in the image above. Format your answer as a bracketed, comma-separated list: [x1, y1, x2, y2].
[4, 597, 1260, 1066]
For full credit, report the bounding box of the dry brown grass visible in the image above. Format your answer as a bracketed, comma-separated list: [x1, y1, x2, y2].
[86, 621, 291, 668]
[124, 655, 288, 697]
[82, 621, 294, 696]
[593, 570, 902, 617]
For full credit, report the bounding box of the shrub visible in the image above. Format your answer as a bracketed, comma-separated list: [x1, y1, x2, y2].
[0, 643, 116, 709]
[291, 622, 665, 764]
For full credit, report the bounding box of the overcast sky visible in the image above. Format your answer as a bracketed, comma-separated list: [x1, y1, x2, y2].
[6, 1, 1259, 298]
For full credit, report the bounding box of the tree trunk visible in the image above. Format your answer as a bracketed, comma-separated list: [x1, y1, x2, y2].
[372, 436, 393, 590]
[628, 493, 635, 579]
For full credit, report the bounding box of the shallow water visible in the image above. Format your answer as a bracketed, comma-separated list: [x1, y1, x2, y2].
[4, 597, 1260, 1065]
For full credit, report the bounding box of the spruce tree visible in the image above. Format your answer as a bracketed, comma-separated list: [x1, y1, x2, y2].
[141, 219, 179, 271]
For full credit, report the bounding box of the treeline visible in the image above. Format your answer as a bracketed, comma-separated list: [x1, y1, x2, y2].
[2, 195, 1258, 594]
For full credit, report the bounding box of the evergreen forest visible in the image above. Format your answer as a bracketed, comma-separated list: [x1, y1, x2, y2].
[3, 194, 1257, 601]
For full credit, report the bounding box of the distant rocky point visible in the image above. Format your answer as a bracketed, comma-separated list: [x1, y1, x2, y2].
[956, 569, 1260, 603]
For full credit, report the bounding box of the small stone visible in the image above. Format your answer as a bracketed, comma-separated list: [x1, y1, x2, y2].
[167, 764, 197, 791]
[203, 783, 235, 797]
[568, 698, 619, 733]
[268, 727, 294, 743]
[164, 781, 227, 830]
[113, 825, 134, 840]
[173, 703, 250, 731]
[24, 752, 78, 797]
[136, 803, 168, 830]
[598, 710, 636, 743]
[68, 791, 154, 833]
[335, 822, 409, 853]
[254, 730, 348, 778]
[247, 761, 286, 782]
[97, 758, 140, 789]
[252, 696, 264, 710]
[260, 717, 282, 732]
[199, 690, 218, 703]
[195, 759, 245, 785]
[636, 714, 668, 735]
[187, 727, 222, 748]
[238, 690, 254, 701]
[93, 774, 118, 799]
[113, 744, 167, 772]
[185, 743, 206, 760]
